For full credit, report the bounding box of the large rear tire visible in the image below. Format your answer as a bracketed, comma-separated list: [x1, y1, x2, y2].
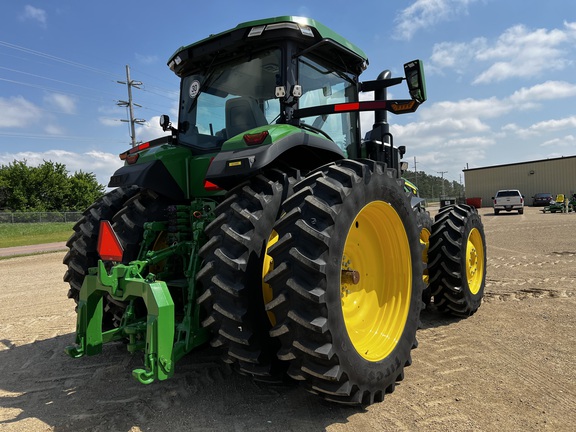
[428, 204, 486, 317]
[106, 189, 177, 325]
[63, 186, 139, 329]
[197, 169, 298, 379]
[265, 160, 423, 405]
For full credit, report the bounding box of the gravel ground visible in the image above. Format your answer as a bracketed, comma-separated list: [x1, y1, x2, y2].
[0, 205, 575, 431]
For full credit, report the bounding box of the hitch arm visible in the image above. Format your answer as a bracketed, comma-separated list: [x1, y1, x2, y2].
[65, 260, 175, 383]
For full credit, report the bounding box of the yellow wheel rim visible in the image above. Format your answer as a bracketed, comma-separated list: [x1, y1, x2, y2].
[262, 230, 278, 325]
[466, 227, 484, 295]
[149, 231, 168, 273]
[420, 227, 431, 285]
[341, 201, 412, 362]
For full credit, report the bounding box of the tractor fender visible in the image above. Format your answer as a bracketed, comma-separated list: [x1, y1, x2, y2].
[410, 195, 426, 209]
[205, 131, 345, 190]
[108, 160, 185, 200]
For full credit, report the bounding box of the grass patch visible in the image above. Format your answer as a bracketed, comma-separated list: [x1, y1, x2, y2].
[0, 222, 74, 248]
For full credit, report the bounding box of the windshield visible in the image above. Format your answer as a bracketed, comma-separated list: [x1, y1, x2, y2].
[178, 49, 282, 149]
[297, 56, 358, 153]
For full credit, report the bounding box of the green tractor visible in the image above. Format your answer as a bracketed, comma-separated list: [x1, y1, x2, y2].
[63, 16, 487, 405]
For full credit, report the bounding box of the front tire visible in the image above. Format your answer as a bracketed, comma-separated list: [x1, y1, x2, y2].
[265, 160, 424, 405]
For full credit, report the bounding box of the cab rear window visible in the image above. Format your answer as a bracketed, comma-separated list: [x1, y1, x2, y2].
[496, 191, 520, 197]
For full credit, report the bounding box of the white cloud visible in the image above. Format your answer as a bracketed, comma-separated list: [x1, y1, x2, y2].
[508, 81, 576, 103]
[44, 125, 65, 135]
[383, 76, 576, 178]
[0, 96, 43, 128]
[473, 24, 573, 84]
[518, 115, 576, 137]
[0, 150, 123, 186]
[21, 5, 47, 26]
[429, 38, 487, 74]
[429, 21, 576, 83]
[540, 134, 575, 147]
[135, 53, 159, 65]
[136, 116, 169, 143]
[394, 0, 481, 41]
[44, 93, 77, 114]
[416, 81, 576, 138]
[419, 97, 511, 122]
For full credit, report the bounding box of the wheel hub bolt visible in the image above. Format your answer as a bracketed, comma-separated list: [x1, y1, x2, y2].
[341, 269, 360, 285]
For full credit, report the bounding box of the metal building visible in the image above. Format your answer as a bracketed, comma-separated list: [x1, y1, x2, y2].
[463, 155, 576, 207]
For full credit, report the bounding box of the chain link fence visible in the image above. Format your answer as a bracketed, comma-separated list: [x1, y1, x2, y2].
[0, 212, 83, 223]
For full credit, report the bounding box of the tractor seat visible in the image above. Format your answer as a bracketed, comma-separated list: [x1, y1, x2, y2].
[225, 97, 268, 138]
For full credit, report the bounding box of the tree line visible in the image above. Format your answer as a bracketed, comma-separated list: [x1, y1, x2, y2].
[0, 160, 105, 212]
[403, 170, 464, 199]
[0, 159, 464, 212]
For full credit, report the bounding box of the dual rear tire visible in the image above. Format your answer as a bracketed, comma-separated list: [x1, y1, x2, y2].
[264, 160, 424, 404]
[428, 205, 486, 317]
[199, 159, 424, 404]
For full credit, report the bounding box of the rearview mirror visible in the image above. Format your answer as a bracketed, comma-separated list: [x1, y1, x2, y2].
[160, 114, 171, 132]
[404, 60, 427, 104]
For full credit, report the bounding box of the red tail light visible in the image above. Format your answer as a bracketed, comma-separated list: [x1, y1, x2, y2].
[204, 180, 222, 191]
[119, 142, 151, 160]
[243, 131, 269, 145]
[97, 221, 124, 261]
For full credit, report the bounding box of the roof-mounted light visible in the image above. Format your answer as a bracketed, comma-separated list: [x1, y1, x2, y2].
[299, 26, 314, 37]
[265, 22, 300, 32]
[168, 55, 183, 71]
[248, 25, 266, 37]
[248, 22, 314, 38]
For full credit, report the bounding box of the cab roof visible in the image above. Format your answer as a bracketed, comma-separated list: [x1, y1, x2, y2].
[168, 16, 369, 76]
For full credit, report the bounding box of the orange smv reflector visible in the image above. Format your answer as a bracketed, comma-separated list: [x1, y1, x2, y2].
[97, 221, 124, 261]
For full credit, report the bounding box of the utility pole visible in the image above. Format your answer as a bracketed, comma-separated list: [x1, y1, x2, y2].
[437, 170, 448, 198]
[414, 156, 418, 187]
[117, 65, 145, 147]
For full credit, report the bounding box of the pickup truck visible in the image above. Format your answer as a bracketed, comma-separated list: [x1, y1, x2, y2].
[493, 189, 524, 214]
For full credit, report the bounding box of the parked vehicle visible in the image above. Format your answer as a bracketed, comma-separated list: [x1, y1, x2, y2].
[493, 189, 524, 214]
[532, 192, 553, 206]
[541, 194, 575, 213]
[63, 16, 487, 406]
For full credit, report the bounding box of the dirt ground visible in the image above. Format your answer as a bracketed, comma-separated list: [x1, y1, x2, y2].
[1, 205, 575, 432]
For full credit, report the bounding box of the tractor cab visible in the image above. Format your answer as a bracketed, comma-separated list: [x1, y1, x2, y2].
[162, 17, 367, 163]
[160, 17, 425, 186]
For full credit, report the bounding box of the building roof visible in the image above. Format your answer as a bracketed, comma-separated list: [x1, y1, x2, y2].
[463, 155, 576, 172]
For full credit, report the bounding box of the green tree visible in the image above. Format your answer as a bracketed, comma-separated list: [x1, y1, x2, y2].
[0, 160, 105, 211]
[403, 170, 465, 200]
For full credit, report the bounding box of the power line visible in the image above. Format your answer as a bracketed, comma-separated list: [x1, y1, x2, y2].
[0, 40, 117, 78]
[0, 41, 176, 114]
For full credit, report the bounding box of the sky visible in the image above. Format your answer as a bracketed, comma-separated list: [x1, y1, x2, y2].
[1, 0, 575, 186]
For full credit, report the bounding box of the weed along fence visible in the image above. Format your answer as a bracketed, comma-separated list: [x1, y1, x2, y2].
[0, 212, 82, 223]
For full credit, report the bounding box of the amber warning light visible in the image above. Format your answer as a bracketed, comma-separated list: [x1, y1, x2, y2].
[97, 221, 124, 261]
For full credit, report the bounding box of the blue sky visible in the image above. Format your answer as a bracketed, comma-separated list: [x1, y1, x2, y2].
[1, 1, 575, 185]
